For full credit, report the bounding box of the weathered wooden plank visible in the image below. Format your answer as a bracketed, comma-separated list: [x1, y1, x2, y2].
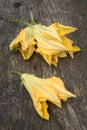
[0, 0, 87, 130]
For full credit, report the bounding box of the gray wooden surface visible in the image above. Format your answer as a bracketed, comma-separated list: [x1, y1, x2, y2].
[0, 0, 87, 130]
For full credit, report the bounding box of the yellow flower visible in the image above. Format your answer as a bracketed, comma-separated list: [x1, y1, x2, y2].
[12, 71, 76, 120]
[9, 14, 80, 66]
[34, 23, 80, 66]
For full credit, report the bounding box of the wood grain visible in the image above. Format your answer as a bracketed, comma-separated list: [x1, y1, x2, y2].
[0, 0, 87, 130]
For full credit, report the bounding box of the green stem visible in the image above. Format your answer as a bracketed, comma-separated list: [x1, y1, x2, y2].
[11, 70, 22, 76]
[11, 20, 31, 26]
[30, 11, 36, 25]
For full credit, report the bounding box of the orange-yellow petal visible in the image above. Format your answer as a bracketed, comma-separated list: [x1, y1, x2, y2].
[46, 77, 76, 101]
[17, 44, 34, 60]
[9, 26, 33, 51]
[49, 23, 77, 36]
[61, 36, 80, 58]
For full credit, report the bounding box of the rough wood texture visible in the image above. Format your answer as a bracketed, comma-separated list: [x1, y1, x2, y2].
[0, 0, 87, 130]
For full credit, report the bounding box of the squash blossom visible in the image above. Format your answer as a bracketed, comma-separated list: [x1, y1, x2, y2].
[9, 12, 80, 66]
[12, 70, 76, 120]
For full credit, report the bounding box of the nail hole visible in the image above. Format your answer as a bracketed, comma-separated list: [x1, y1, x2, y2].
[13, 2, 22, 8]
